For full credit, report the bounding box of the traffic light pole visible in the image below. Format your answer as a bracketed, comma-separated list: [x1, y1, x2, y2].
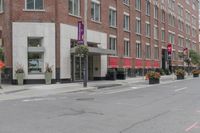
[83, 0, 88, 87]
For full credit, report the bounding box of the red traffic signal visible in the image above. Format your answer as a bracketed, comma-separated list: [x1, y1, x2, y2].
[167, 44, 172, 55]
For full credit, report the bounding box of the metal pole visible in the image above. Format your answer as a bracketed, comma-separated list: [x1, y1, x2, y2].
[83, 0, 88, 87]
[0, 69, 2, 89]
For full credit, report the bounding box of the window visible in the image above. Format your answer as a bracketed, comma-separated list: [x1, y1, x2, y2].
[109, 8, 117, 27]
[161, 30, 165, 41]
[146, 0, 150, 16]
[168, 33, 175, 44]
[91, 0, 100, 22]
[145, 44, 151, 59]
[186, 0, 190, 5]
[109, 36, 116, 51]
[69, 0, 80, 16]
[154, 5, 158, 19]
[135, 0, 141, 11]
[124, 40, 130, 57]
[168, 0, 175, 11]
[123, 13, 130, 31]
[136, 42, 142, 58]
[161, 10, 165, 22]
[28, 37, 44, 74]
[154, 25, 158, 40]
[123, 0, 130, 6]
[186, 24, 190, 35]
[145, 23, 150, 37]
[178, 37, 184, 46]
[178, 19, 184, 31]
[177, 5, 183, 17]
[0, 0, 3, 12]
[26, 0, 44, 10]
[154, 47, 159, 59]
[173, 51, 176, 60]
[135, 18, 141, 34]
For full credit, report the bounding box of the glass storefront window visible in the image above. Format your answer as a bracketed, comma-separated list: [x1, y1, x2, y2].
[28, 38, 44, 74]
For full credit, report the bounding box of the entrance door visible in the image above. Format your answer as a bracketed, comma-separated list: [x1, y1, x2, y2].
[73, 56, 84, 81]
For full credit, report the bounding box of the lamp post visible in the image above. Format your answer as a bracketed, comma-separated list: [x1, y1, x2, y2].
[83, 0, 88, 87]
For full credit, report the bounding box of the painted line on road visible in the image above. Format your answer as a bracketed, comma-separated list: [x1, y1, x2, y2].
[185, 122, 199, 132]
[174, 87, 187, 92]
[104, 87, 141, 95]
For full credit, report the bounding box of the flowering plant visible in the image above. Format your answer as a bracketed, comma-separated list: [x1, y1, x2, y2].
[15, 64, 24, 74]
[146, 71, 161, 79]
[175, 69, 185, 76]
[45, 63, 53, 73]
[75, 45, 89, 57]
[192, 69, 200, 75]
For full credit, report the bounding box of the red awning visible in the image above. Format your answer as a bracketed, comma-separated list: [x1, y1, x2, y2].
[145, 60, 152, 68]
[135, 59, 142, 68]
[108, 57, 119, 68]
[123, 58, 132, 68]
[154, 61, 160, 68]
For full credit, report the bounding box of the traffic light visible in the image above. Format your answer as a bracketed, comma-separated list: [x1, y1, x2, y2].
[167, 43, 172, 57]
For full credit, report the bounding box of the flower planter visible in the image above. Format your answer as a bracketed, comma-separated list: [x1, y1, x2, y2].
[16, 73, 24, 85]
[149, 78, 160, 84]
[176, 75, 184, 80]
[193, 74, 199, 78]
[117, 73, 126, 80]
[45, 72, 52, 84]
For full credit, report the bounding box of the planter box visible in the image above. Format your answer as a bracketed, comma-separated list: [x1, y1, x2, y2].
[16, 73, 24, 85]
[45, 72, 52, 84]
[176, 75, 184, 80]
[106, 72, 116, 80]
[193, 74, 199, 78]
[117, 73, 126, 80]
[149, 78, 160, 84]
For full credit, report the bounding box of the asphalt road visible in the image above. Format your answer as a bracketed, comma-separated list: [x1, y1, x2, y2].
[0, 78, 200, 133]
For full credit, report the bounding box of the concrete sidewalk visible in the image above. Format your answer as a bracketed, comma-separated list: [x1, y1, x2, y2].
[0, 74, 193, 101]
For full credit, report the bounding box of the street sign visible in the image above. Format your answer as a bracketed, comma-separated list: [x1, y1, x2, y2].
[77, 21, 84, 44]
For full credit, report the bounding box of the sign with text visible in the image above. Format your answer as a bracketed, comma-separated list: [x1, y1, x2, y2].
[77, 21, 84, 44]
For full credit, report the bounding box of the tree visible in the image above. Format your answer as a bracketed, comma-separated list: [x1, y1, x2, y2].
[189, 50, 200, 66]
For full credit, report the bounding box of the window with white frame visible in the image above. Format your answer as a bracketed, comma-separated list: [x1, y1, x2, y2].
[123, 0, 130, 6]
[161, 30, 165, 41]
[178, 19, 184, 31]
[91, 0, 100, 22]
[185, 11, 190, 22]
[28, 37, 44, 74]
[135, 0, 141, 11]
[69, 0, 80, 16]
[177, 5, 183, 17]
[178, 36, 184, 46]
[109, 7, 117, 27]
[145, 44, 151, 59]
[145, 22, 150, 37]
[26, 0, 44, 10]
[154, 47, 159, 59]
[154, 5, 158, 19]
[0, 0, 3, 12]
[168, 33, 175, 44]
[109, 36, 116, 51]
[146, 0, 150, 16]
[136, 42, 142, 58]
[185, 24, 190, 35]
[168, 0, 175, 11]
[124, 40, 130, 57]
[123, 13, 130, 31]
[192, 28, 196, 37]
[154, 25, 158, 40]
[135, 18, 141, 34]
[161, 10, 165, 22]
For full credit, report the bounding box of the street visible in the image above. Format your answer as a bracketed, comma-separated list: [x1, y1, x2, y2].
[0, 78, 200, 133]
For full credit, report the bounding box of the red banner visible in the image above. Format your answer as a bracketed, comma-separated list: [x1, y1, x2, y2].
[108, 57, 119, 68]
[145, 60, 151, 68]
[135, 59, 142, 68]
[154, 61, 160, 68]
[123, 58, 132, 68]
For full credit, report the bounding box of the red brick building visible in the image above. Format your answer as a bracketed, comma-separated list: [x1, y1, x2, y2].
[0, 0, 199, 84]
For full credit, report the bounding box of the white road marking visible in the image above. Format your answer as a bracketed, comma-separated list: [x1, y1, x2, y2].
[22, 97, 56, 102]
[174, 87, 187, 92]
[104, 87, 141, 95]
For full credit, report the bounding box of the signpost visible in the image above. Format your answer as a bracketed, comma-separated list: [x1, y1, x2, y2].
[0, 60, 5, 89]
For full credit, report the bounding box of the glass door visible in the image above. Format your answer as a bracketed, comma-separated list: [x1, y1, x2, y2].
[74, 56, 84, 81]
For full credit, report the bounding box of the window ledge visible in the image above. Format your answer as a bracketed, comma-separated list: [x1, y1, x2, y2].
[23, 9, 45, 12]
[0, 11, 3, 14]
[146, 36, 151, 39]
[136, 33, 142, 36]
[68, 13, 82, 18]
[109, 26, 117, 29]
[123, 29, 130, 33]
[135, 9, 141, 12]
[91, 19, 101, 24]
[123, 3, 130, 7]
[136, 58, 142, 60]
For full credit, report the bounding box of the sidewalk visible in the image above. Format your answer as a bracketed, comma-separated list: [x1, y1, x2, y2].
[0, 74, 193, 101]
